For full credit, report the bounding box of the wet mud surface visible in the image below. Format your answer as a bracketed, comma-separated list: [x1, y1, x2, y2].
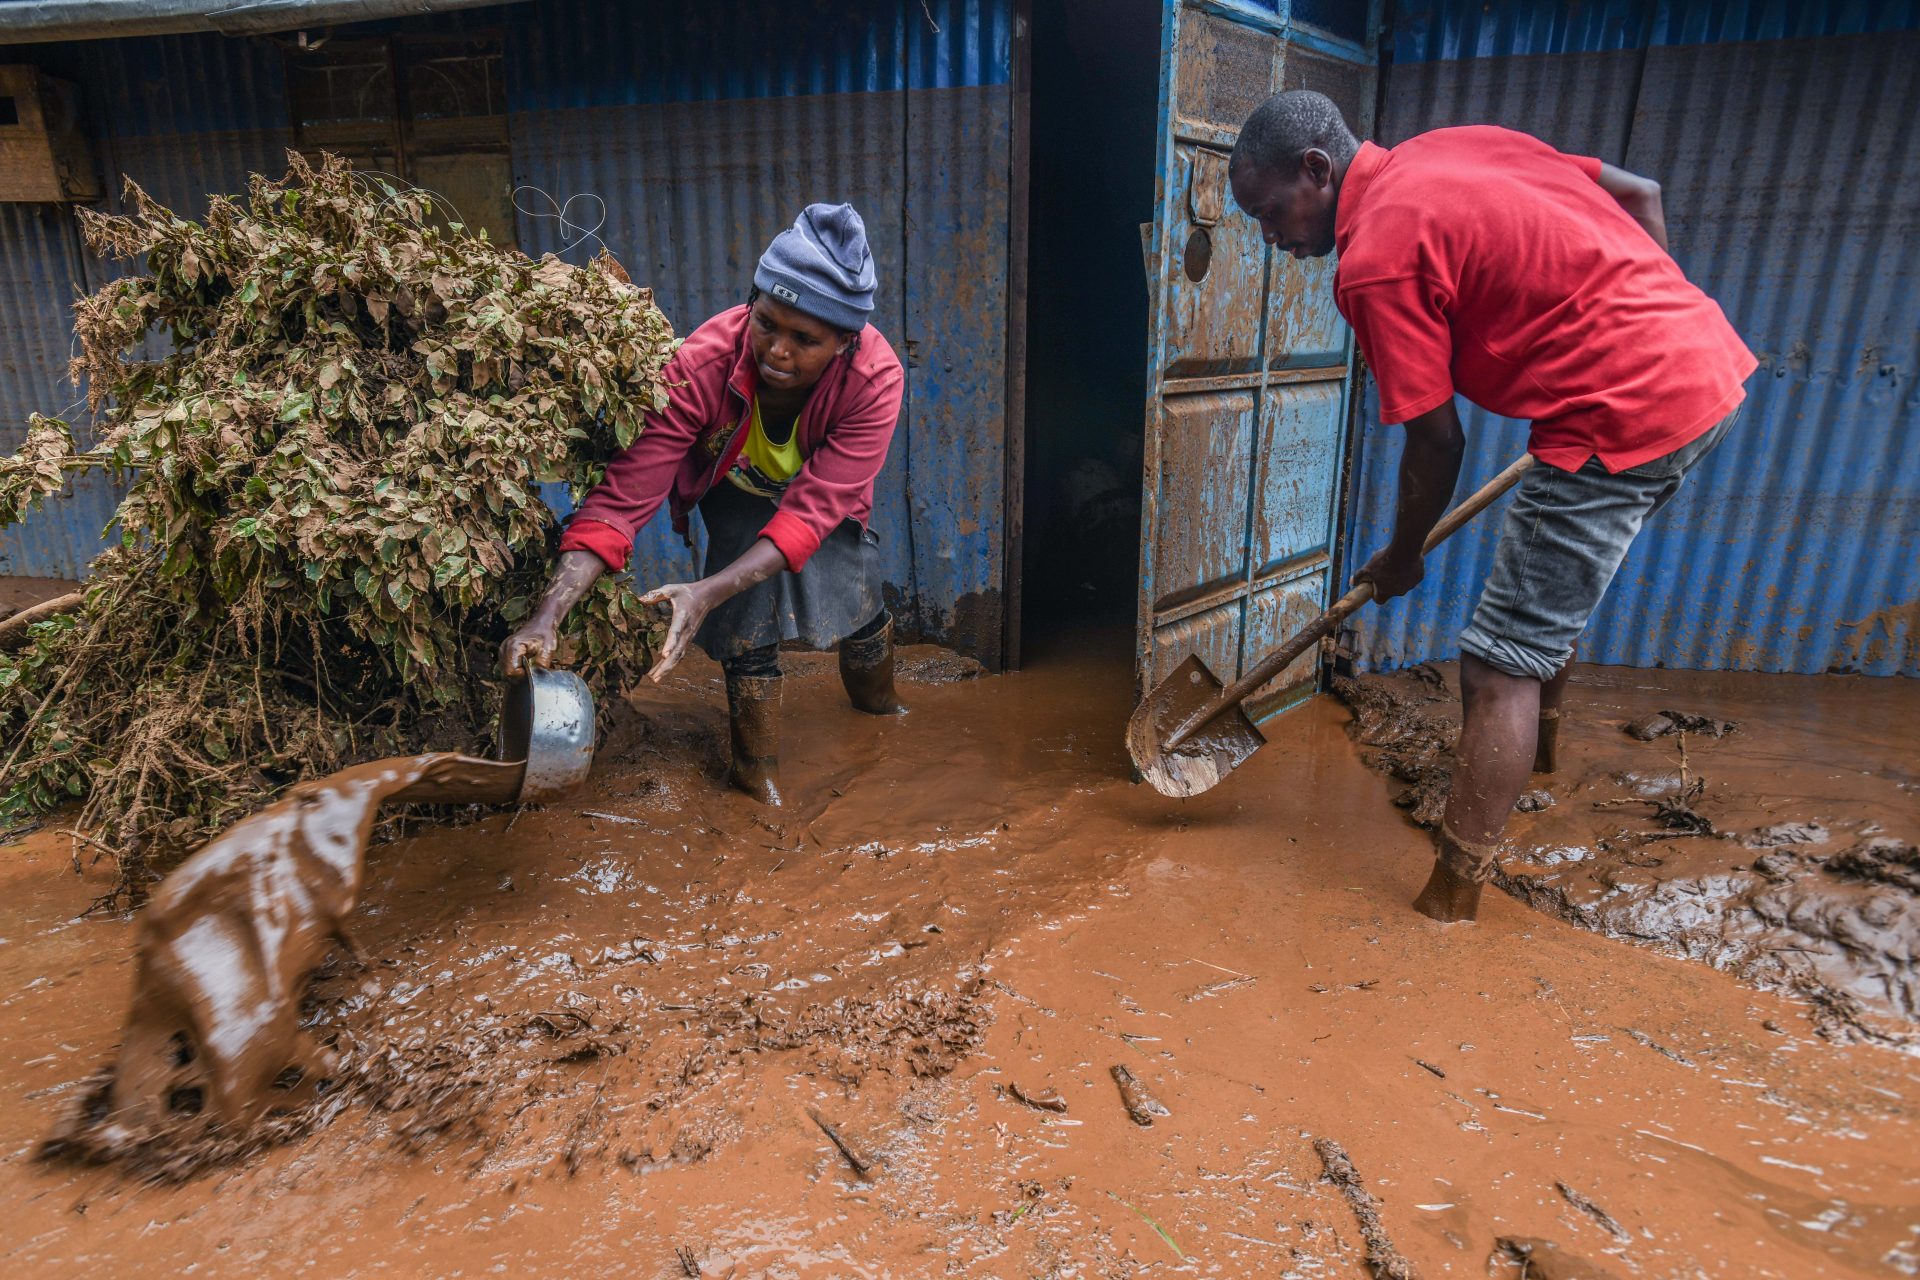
[1337, 665, 1920, 1051]
[2, 641, 1918, 1277]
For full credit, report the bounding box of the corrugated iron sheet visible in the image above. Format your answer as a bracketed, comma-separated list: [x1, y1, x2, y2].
[0, 30, 291, 578]
[0, 202, 116, 578]
[0, 0, 1019, 660]
[0, 30, 289, 577]
[1348, 0, 1920, 676]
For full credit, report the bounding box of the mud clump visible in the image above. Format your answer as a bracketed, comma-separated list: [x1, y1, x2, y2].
[1330, 675, 1456, 827]
[1624, 709, 1738, 740]
[1502, 837, 1919, 1045]
[40, 992, 618, 1181]
[1495, 1237, 1622, 1279]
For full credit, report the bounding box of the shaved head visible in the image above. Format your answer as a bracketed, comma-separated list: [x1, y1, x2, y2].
[1228, 90, 1360, 259]
[1231, 89, 1360, 177]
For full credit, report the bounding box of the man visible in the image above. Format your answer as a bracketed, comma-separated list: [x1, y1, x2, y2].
[1228, 91, 1755, 923]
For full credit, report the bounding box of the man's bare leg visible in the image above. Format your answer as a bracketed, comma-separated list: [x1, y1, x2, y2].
[1412, 654, 1542, 922]
[1533, 642, 1577, 773]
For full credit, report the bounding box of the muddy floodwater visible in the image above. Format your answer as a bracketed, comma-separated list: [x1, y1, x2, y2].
[2, 640, 1917, 1278]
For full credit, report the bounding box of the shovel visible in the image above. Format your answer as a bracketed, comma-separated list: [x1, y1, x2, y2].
[1128, 452, 1536, 798]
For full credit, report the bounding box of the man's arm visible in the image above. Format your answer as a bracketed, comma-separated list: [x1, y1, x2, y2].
[1353, 399, 1466, 602]
[1594, 162, 1667, 252]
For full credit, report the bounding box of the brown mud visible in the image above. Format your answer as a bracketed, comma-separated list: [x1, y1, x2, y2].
[2, 641, 1918, 1277]
[1336, 664, 1920, 1050]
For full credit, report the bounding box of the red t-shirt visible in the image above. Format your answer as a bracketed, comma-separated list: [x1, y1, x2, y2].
[1333, 127, 1756, 472]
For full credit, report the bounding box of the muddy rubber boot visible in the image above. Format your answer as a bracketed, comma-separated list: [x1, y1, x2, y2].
[839, 618, 905, 716]
[1411, 823, 1500, 923]
[1533, 708, 1561, 774]
[725, 674, 783, 806]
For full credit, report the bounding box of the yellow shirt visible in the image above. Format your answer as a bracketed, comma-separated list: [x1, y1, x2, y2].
[727, 397, 803, 497]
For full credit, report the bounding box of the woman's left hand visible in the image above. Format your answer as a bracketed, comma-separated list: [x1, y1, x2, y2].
[639, 582, 715, 681]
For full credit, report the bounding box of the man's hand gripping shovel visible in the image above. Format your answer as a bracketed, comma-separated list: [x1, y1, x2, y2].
[1127, 453, 1536, 798]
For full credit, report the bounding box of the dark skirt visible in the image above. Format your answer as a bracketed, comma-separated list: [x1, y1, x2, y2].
[693, 479, 885, 662]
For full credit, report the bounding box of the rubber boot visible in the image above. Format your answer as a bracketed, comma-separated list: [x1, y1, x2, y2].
[1411, 823, 1501, 923]
[1533, 708, 1561, 774]
[839, 618, 905, 716]
[725, 674, 783, 806]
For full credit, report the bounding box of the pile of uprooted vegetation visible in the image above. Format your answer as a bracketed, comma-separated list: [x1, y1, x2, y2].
[0, 153, 672, 890]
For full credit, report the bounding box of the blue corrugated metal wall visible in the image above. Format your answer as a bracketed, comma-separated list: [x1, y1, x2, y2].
[0, 0, 1015, 661]
[1347, 0, 1920, 676]
[0, 31, 292, 579]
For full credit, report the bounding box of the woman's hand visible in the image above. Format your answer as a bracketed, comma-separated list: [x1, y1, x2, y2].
[639, 582, 716, 681]
[497, 550, 607, 677]
[499, 614, 561, 676]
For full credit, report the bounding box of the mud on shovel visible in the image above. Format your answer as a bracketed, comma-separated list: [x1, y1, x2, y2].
[1128, 453, 1536, 798]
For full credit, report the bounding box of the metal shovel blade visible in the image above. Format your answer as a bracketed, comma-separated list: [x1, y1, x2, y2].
[1127, 653, 1268, 798]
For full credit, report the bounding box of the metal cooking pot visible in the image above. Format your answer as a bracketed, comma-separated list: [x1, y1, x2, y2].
[497, 667, 595, 802]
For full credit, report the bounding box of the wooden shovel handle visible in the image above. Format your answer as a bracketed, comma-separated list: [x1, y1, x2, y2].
[1203, 452, 1536, 717]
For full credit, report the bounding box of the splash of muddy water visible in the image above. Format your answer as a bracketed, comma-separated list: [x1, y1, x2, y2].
[49, 753, 523, 1155]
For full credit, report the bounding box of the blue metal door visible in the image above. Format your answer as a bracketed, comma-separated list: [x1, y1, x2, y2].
[1136, 1, 1376, 717]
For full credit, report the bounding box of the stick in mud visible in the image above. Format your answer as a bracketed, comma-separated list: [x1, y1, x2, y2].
[1008, 1082, 1069, 1113]
[1554, 1180, 1631, 1243]
[806, 1107, 875, 1178]
[1619, 1027, 1693, 1068]
[1110, 1064, 1170, 1126]
[1313, 1137, 1418, 1280]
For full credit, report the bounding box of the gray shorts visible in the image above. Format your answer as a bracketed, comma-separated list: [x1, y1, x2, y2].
[1459, 405, 1742, 681]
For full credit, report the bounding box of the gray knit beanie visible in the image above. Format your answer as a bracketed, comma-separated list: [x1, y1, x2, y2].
[754, 203, 876, 333]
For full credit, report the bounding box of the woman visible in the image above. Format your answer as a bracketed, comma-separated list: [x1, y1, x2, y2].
[500, 203, 905, 807]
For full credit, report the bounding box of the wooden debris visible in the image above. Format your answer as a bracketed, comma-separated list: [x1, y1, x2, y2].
[1555, 1180, 1631, 1242]
[807, 1107, 875, 1178]
[1620, 1027, 1694, 1067]
[1313, 1137, 1418, 1280]
[1009, 1082, 1069, 1113]
[1110, 1064, 1170, 1126]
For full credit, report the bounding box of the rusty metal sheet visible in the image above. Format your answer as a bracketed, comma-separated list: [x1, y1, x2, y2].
[1135, 0, 1376, 716]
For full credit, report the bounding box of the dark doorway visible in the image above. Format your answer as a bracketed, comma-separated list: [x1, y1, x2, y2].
[1018, 0, 1161, 662]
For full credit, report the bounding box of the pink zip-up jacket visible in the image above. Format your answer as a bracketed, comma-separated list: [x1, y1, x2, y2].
[559, 304, 904, 573]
